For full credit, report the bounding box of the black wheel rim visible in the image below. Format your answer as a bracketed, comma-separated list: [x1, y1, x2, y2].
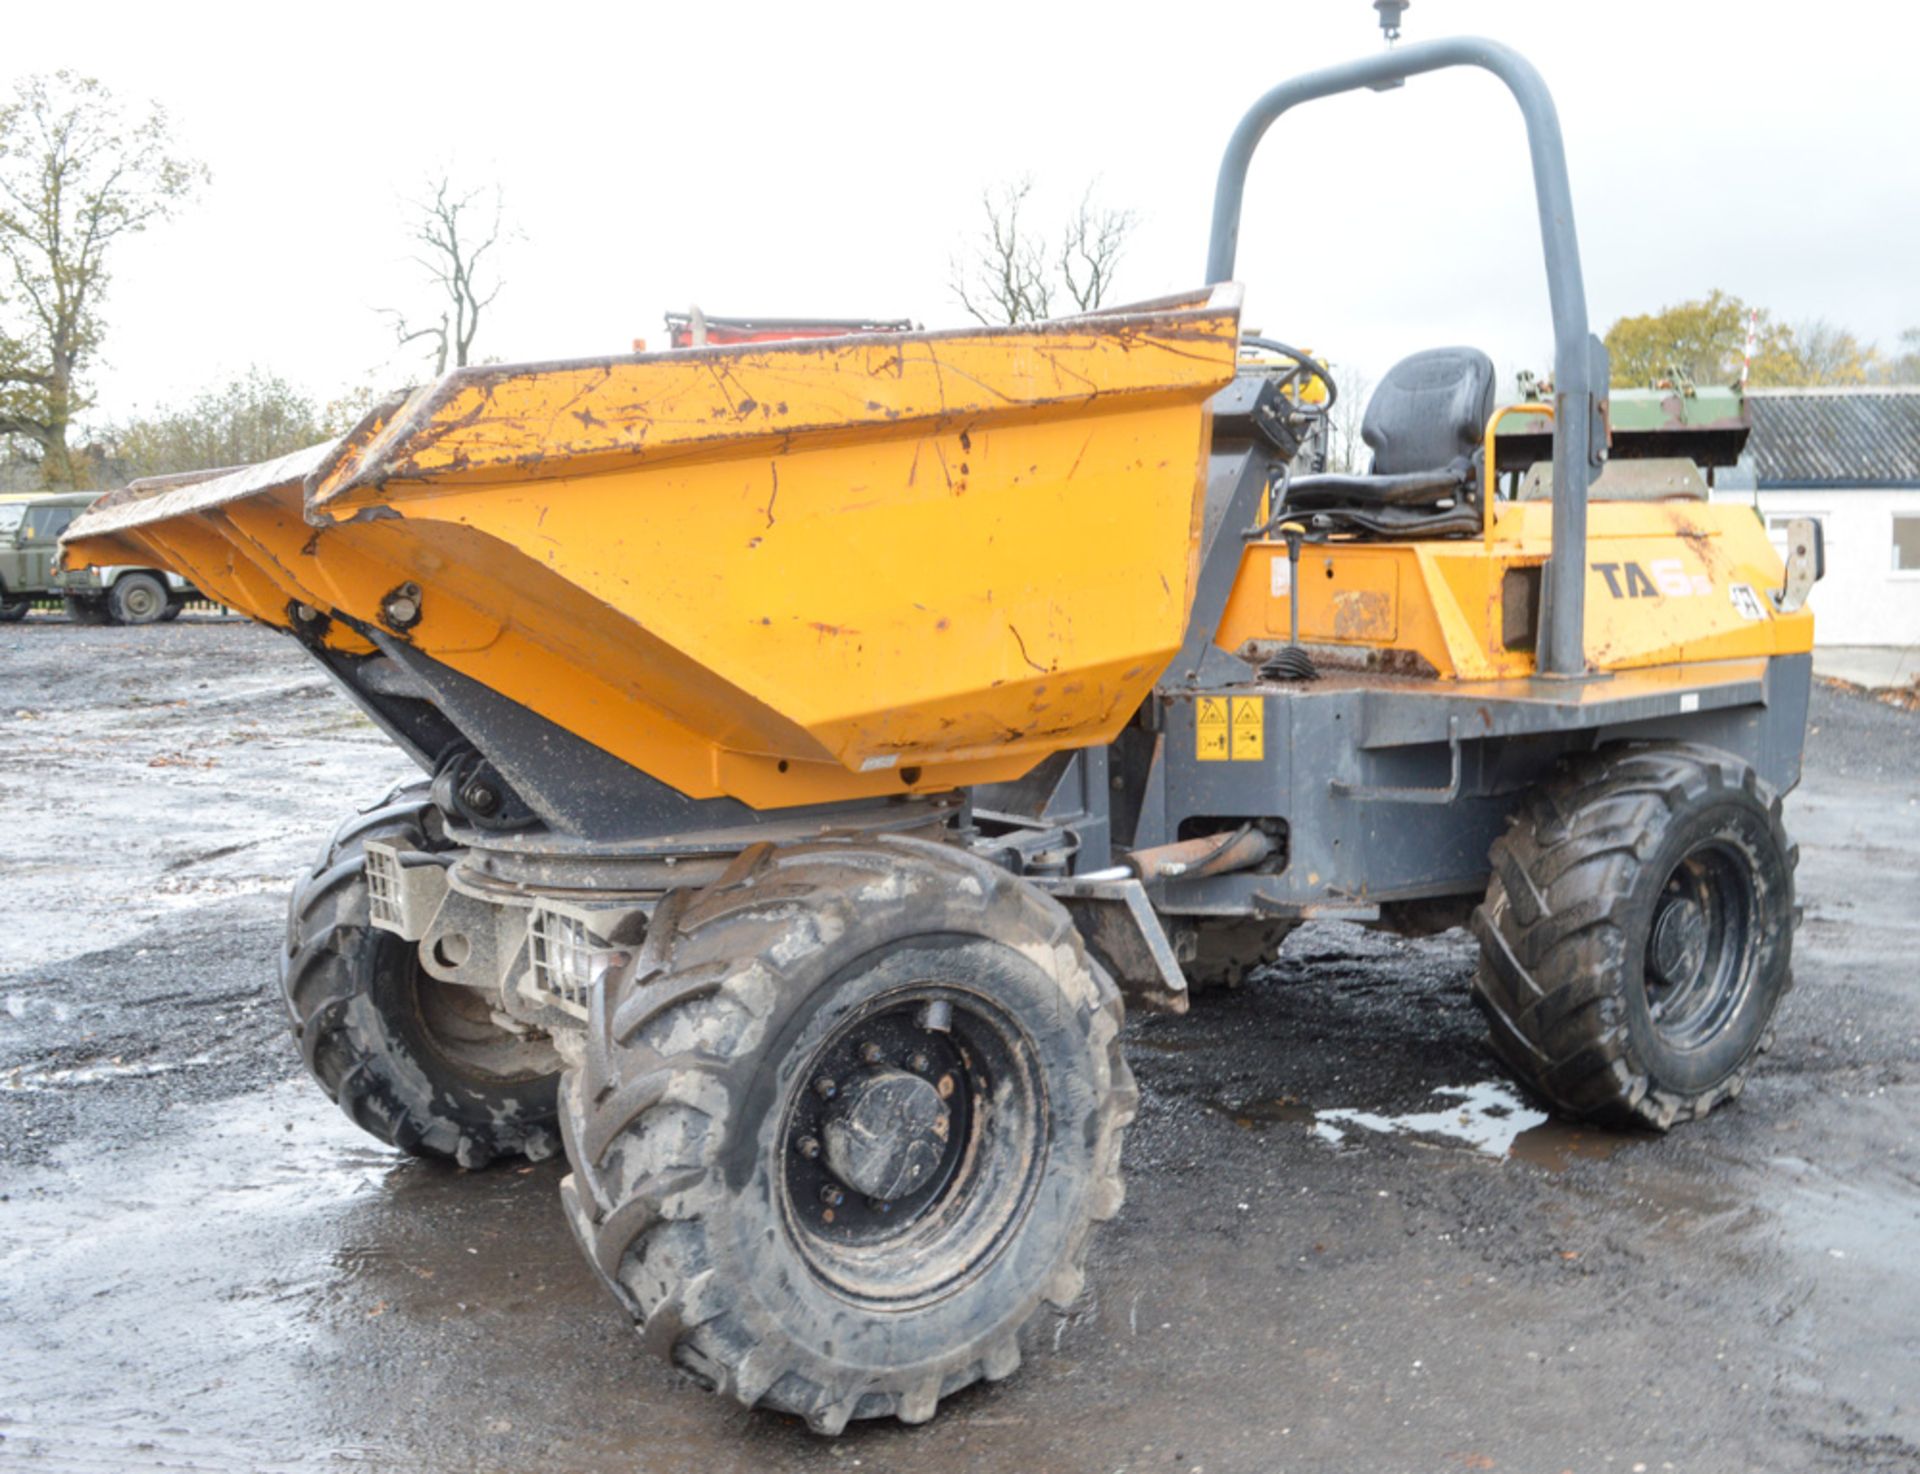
[1642, 839, 1757, 1049]
[385, 935, 556, 1085]
[778, 983, 1046, 1309]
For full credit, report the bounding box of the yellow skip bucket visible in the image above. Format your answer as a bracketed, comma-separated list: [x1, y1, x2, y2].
[64, 286, 1243, 808]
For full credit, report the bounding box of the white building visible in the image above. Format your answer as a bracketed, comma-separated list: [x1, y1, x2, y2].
[1712, 387, 1920, 648]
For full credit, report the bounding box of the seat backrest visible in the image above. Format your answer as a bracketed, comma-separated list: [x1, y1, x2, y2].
[1362, 347, 1496, 476]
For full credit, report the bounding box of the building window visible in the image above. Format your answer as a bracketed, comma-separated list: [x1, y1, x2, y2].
[1896, 513, 1920, 575]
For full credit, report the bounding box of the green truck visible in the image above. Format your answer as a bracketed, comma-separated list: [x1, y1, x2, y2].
[0, 490, 194, 624]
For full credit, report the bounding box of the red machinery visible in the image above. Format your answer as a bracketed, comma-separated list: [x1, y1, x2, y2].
[661, 308, 916, 349]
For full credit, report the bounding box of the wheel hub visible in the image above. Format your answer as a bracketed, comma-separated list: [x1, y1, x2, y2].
[781, 990, 1000, 1264]
[822, 1068, 951, 1201]
[1649, 894, 1708, 989]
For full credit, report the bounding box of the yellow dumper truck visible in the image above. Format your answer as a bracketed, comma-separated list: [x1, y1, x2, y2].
[63, 36, 1817, 1433]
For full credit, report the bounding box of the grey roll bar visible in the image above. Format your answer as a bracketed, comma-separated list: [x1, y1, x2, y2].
[1206, 36, 1605, 678]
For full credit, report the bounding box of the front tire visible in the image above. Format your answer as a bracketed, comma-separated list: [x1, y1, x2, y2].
[281, 787, 562, 1166]
[108, 572, 169, 625]
[1471, 744, 1796, 1131]
[0, 596, 28, 623]
[559, 837, 1135, 1433]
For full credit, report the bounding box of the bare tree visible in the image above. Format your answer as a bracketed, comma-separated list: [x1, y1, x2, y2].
[381, 175, 507, 375]
[1323, 367, 1373, 473]
[1887, 327, 1920, 386]
[950, 178, 1051, 326]
[1058, 185, 1136, 313]
[0, 72, 203, 487]
[1788, 318, 1879, 386]
[951, 178, 1137, 326]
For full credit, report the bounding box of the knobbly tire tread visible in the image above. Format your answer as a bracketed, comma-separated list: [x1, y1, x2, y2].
[1470, 742, 1796, 1131]
[558, 837, 1136, 1434]
[280, 784, 560, 1167]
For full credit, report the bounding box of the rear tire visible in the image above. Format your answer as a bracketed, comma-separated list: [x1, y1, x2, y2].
[159, 600, 186, 622]
[108, 572, 169, 625]
[0, 596, 28, 623]
[281, 786, 562, 1166]
[558, 837, 1135, 1433]
[1471, 743, 1796, 1131]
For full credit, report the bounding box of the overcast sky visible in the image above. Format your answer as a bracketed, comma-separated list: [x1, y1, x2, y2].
[10, 0, 1919, 422]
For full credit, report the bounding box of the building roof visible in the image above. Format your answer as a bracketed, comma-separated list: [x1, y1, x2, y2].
[1745, 387, 1920, 489]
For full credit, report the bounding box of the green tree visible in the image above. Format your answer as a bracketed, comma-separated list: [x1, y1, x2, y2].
[0, 72, 204, 487]
[107, 367, 326, 481]
[320, 381, 387, 436]
[1602, 289, 1796, 389]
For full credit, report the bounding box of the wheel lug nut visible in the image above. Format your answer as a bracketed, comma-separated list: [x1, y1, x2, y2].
[819, 1185, 844, 1207]
[907, 1051, 930, 1074]
[796, 1135, 821, 1161]
[813, 1076, 837, 1100]
[858, 1042, 883, 1065]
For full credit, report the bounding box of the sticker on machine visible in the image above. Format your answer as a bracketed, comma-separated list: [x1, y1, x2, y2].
[1231, 697, 1264, 761]
[1728, 582, 1768, 620]
[1195, 697, 1230, 761]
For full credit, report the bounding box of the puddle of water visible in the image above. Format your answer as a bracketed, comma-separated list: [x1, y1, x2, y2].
[0, 735, 410, 978]
[1214, 1094, 1317, 1127]
[0, 1080, 799, 1472]
[1508, 1118, 1637, 1171]
[1313, 1081, 1549, 1157]
[0, 1083, 482, 1458]
[1216, 1079, 1643, 1167]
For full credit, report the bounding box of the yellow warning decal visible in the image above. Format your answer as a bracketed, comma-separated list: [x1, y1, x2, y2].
[1231, 697, 1264, 761]
[1197, 696, 1264, 761]
[1196, 697, 1230, 761]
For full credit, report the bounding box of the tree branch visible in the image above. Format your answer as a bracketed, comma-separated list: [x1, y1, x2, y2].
[951, 176, 1133, 325]
[382, 173, 508, 370]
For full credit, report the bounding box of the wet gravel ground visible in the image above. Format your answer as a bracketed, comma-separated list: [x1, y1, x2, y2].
[1, 614, 1915, 1473]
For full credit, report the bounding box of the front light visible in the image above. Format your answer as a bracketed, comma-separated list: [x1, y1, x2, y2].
[528, 906, 630, 1015]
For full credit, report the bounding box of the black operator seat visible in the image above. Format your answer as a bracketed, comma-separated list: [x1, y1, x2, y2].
[1283, 346, 1496, 535]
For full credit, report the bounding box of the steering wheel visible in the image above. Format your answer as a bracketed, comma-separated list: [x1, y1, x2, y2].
[1240, 337, 1337, 420]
